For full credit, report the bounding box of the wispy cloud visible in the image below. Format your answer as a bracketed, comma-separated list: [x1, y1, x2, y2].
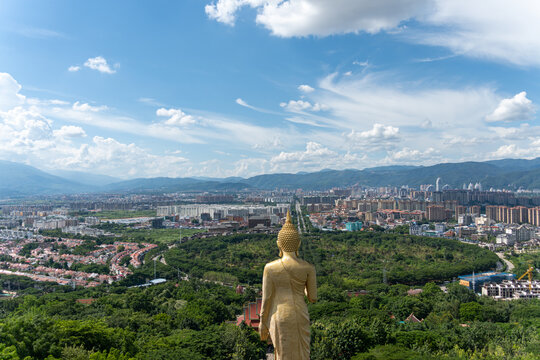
[138, 97, 165, 107]
[235, 97, 282, 115]
[413, 53, 459, 63]
[15, 27, 66, 39]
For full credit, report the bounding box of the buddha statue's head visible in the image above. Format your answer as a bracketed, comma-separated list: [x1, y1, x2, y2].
[277, 210, 300, 257]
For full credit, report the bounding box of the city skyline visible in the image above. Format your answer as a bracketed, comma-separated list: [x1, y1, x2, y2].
[1, 1, 540, 179]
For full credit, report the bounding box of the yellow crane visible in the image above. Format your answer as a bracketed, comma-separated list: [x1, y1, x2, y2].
[518, 266, 535, 292]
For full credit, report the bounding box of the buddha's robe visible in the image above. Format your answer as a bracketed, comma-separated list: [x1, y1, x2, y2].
[260, 258, 317, 360]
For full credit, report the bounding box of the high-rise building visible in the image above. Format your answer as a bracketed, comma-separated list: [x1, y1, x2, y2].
[455, 205, 467, 220]
[469, 205, 481, 217]
[427, 205, 447, 221]
[486, 206, 498, 221]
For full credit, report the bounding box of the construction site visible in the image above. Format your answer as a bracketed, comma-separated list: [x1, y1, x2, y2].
[461, 267, 540, 300]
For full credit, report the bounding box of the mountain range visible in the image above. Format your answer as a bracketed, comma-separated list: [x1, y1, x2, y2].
[2, 158, 540, 198]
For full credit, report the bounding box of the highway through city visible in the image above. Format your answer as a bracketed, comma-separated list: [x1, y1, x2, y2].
[295, 203, 307, 234]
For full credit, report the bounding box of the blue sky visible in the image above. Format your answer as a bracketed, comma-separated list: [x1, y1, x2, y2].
[1, 0, 539, 178]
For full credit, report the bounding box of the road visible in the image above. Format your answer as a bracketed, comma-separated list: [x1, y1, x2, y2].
[295, 203, 307, 234]
[496, 252, 514, 271]
[152, 254, 167, 266]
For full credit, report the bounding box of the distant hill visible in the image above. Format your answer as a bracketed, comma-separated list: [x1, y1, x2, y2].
[48, 170, 120, 186]
[485, 157, 540, 172]
[240, 160, 540, 190]
[0, 161, 90, 198]
[103, 177, 251, 193]
[241, 162, 501, 190]
[4, 157, 540, 197]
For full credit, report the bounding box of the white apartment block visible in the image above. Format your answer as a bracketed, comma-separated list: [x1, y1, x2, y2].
[157, 204, 290, 220]
[482, 280, 540, 299]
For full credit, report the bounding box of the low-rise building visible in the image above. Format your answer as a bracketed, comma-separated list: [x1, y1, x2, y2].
[482, 280, 540, 299]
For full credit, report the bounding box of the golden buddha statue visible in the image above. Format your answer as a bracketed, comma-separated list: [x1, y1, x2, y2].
[259, 210, 317, 360]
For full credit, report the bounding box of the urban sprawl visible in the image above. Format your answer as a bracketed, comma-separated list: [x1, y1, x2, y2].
[1, 179, 539, 300]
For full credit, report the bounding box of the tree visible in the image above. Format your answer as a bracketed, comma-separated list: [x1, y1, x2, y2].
[460, 302, 483, 322]
[119, 256, 131, 266]
[0, 344, 19, 360]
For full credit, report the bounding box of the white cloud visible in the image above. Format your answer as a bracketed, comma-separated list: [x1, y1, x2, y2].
[485, 92, 535, 123]
[298, 84, 315, 93]
[53, 125, 87, 139]
[347, 123, 399, 141]
[345, 123, 400, 151]
[0, 105, 189, 178]
[387, 147, 439, 162]
[271, 142, 335, 163]
[205, 0, 260, 25]
[487, 124, 536, 140]
[420, 119, 432, 129]
[234, 97, 282, 115]
[442, 135, 485, 147]
[0, 73, 26, 111]
[280, 99, 328, 112]
[0, 107, 57, 163]
[269, 142, 362, 172]
[72, 101, 108, 112]
[416, 0, 540, 66]
[26, 98, 69, 106]
[84, 56, 116, 74]
[316, 71, 499, 129]
[156, 107, 196, 126]
[68, 66, 80, 72]
[353, 60, 369, 67]
[0, 107, 52, 143]
[206, 1, 540, 66]
[281, 100, 312, 111]
[206, 0, 431, 37]
[490, 144, 540, 159]
[62, 136, 189, 178]
[236, 98, 250, 107]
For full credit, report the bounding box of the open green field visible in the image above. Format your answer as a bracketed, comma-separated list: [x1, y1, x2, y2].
[120, 227, 205, 244]
[94, 222, 206, 244]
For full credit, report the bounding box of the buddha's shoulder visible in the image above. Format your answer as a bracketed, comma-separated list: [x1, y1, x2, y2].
[264, 259, 282, 269]
[298, 258, 316, 270]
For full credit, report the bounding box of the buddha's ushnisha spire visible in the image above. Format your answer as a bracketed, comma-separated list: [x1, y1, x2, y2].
[278, 210, 300, 254]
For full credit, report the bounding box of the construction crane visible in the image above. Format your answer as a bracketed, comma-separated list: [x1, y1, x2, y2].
[518, 266, 534, 292]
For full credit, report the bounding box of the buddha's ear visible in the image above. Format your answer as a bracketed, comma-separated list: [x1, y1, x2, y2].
[279, 249, 283, 257]
[296, 250, 299, 257]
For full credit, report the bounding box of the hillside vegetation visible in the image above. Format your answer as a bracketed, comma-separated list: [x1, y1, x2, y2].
[0, 231, 538, 359]
[164, 232, 499, 286]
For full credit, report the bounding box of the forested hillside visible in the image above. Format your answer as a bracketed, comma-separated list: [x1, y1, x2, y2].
[164, 232, 499, 286]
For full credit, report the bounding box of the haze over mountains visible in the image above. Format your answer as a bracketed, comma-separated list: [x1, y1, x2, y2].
[2, 158, 540, 198]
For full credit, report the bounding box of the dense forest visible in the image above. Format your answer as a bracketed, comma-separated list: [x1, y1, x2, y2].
[0, 231, 538, 359]
[164, 232, 499, 286]
[0, 276, 538, 359]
